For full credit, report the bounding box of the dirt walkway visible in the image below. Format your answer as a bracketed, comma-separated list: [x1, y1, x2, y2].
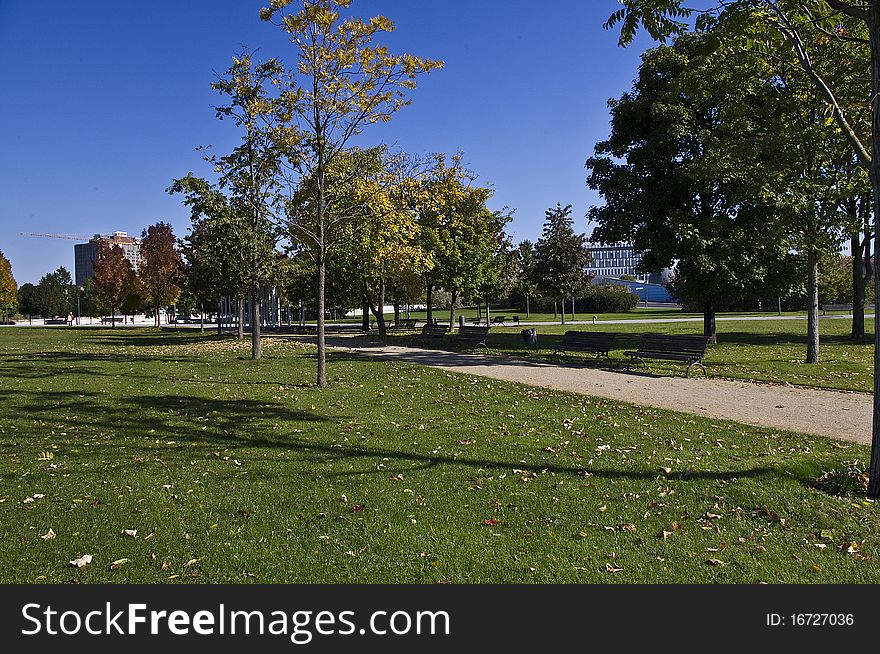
[324, 338, 873, 445]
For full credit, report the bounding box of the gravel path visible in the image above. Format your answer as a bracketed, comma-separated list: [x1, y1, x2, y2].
[325, 338, 873, 445]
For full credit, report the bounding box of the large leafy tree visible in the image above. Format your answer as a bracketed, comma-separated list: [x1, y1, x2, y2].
[263, 0, 442, 386]
[0, 251, 16, 322]
[417, 154, 509, 325]
[93, 242, 135, 327]
[533, 204, 592, 325]
[605, 0, 880, 498]
[588, 33, 800, 344]
[140, 222, 184, 327]
[34, 267, 74, 320]
[17, 283, 37, 323]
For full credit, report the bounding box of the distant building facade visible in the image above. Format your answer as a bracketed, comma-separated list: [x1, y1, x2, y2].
[586, 242, 646, 280]
[74, 231, 142, 286]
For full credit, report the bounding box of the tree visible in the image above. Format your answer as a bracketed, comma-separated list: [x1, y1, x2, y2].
[263, 0, 443, 386]
[533, 204, 592, 325]
[0, 251, 16, 322]
[93, 241, 134, 327]
[176, 52, 285, 358]
[139, 222, 184, 326]
[514, 240, 538, 317]
[417, 154, 508, 326]
[34, 267, 73, 319]
[17, 283, 37, 323]
[171, 174, 255, 340]
[587, 33, 798, 344]
[605, 0, 880, 500]
[78, 279, 101, 323]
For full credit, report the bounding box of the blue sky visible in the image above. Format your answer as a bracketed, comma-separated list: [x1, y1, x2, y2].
[0, 1, 656, 284]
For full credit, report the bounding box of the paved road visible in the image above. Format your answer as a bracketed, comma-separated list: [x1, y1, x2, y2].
[323, 338, 873, 445]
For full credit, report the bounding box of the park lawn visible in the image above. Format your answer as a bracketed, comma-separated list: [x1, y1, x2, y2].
[0, 327, 878, 584]
[384, 316, 875, 393]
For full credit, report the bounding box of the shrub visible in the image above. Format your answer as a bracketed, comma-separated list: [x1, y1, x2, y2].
[575, 285, 638, 313]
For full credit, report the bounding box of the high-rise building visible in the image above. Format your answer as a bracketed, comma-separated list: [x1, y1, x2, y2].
[74, 232, 142, 286]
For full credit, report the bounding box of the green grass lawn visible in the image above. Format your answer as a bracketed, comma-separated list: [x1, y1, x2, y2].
[381, 316, 875, 393]
[1, 327, 878, 584]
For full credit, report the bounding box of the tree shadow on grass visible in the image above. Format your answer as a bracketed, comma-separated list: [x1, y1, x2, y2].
[83, 329, 223, 348]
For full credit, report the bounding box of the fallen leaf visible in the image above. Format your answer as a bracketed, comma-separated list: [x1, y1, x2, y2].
[351, 504, 365, 513]
[707, 558, 728, 566]
[483, 519, 501, 526]
[123, 529, 137, 538]
[69, 554, 93, 568]
[109, 559, 130, 570]
[40, 528, 56, 541]
[604, 563, 623, 573]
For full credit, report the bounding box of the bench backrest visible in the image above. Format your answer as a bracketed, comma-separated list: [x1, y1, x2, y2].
[561, 331, 616, 350]
[637, 333, 710, 355]
[399, 319, 417, 329]
[458, 325, 490, 337]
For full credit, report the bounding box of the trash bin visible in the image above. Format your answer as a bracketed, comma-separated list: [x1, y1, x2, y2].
[520, 328, 538, 350]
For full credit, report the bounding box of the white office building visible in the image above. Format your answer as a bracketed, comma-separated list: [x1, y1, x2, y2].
[586, 242, 646, 280]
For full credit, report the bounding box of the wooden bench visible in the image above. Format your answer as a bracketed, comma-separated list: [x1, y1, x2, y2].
[456, 325, 490, 348]
[413, 323, 449, 340]
[551, 331, 616, 361]
[389, 318, 418, 332]
[489, 315, 520, 326]
[821, 304, 852, 315]
[624, 333, 711, 377]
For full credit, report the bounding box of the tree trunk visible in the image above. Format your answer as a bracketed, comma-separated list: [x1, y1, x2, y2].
[200, 303, 205, 334]
[251, 289, 262, 360]
[237, 297, 244, 340]
[703, 298, 717, 344]
[526, 294, 530, 318]
[393, 300, 400, 328]
[111, 306, 116, 329]
[371, 281, 387, 338]
[217, 299, 223, 336]
[553, 302, 557, 320]
[806, 249, 820, 364]
[868, 5, 880, 498]
[317, 253, 327, 388]
[852, 231, 867, 341]
[449, 290, 457, 326]
[560, 298, 566, 325]
[426, 284, 433, 324]
[486, 301, 491, 326]
[361, 299, 370, 331]
[571, 294, 576, 321]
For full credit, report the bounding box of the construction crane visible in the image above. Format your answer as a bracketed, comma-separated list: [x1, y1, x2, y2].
[19, 232, 105, 242]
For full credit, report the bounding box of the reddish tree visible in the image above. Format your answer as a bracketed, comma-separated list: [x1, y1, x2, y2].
[93, 241, 134, 328]
[140, 222, 184, 326]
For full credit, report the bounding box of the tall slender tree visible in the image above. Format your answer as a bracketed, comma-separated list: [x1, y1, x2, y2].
[262, 0, 443, 386]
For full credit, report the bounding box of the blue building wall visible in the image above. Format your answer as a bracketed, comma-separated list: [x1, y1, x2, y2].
[597, 279, 675, 303]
